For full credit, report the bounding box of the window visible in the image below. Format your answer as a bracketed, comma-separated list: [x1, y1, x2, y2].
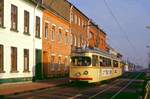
[51, 26, 55, 41]
[64, 57, 68, 71]
[58, 29, 62, 43]
[78, 18, 80, 26]
[35, 16, 40, 38]
[11, 4, 18, 31]
[89, 32, 93, 39]
[82, 21, 84, 28]
[92, 55, 98, 66]
[58, 57, 61, 65]
[0, 45, 4, 72]
[24, 10, 29, 34]
[65, 32, 68, 45]
[45, 22, 48, 39]
[80, 34, 83, 46]
[100, 56, 111, 67]
[75, 15, 77, 24]
[24, 49, 29, 72]
[58, 57, 61, 71]
[71, 13, 73, 22]
[0, 0, 4, 27]
[74, 36, 77, 46]
[71, 56, 91, 66]
[77, 37, 80, 47]
[35, 0, 42, 3]
[11, 47, 17, 72]
[113, 60, 118, 67]
[51, 56, 55, 71]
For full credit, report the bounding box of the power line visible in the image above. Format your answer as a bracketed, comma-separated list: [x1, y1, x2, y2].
[104, 0, 141, 60]
[103, 0, 141, 64]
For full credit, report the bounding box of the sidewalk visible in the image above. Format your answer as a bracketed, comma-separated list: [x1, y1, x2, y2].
[0, 78, 69, 96]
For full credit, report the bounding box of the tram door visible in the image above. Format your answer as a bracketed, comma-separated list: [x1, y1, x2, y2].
[35, 49, 42, 80]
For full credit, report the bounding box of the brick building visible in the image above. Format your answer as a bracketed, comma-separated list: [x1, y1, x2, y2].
[70, 5, 89, 51]
[42, 3, 71, 78]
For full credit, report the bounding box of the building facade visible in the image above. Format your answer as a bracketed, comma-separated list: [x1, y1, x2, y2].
[70, 5, 89, 50]
[0, 0, 111, 82]
[88, 21, 107, 52]
[42, 9, 71, 78]
[0, 0, 43, 83]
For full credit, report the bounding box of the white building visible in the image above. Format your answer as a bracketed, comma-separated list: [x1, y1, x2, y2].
[0, 0, 43, 83]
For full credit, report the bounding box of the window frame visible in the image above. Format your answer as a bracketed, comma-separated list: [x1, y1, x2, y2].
[11, 4, 18, 31]
[11, 47, 18, 73]
[58, 28, 62, 43]
[51, 56, 55, 71]
[0, 0, 4, 27]
[35, 16, 40, 38]
[24, 49, 29, 72]
[92, 55, 99, 66]
[44, 22, 48, 39]
[65, 31, 68, 45]
[51, 25, 55, 41]
[24, 10, 30, 34]
[0, 44, 4, 73]
[113, 60, 119, 67]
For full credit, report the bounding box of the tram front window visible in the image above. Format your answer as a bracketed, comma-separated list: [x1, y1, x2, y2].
[71, 56, 91, 66]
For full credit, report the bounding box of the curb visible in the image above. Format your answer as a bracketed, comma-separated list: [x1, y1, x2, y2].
[0, 81, 68, 97]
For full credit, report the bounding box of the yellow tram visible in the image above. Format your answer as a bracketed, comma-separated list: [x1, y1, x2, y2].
[69, 48, 122, 83]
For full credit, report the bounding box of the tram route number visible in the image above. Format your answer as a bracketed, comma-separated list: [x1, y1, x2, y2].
[102, 69, 112, 76]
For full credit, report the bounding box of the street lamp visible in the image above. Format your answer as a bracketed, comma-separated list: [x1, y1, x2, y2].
[146, 45, 150, 48]
[145, 25, 150, 29]
[146, 46, 150, 69]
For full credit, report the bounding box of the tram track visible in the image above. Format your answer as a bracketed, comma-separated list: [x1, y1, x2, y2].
[70, 72, 143, 99]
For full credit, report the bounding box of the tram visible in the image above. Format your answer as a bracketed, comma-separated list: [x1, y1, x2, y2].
[69, 48, 122, 83]
[144, 81, 150, 99]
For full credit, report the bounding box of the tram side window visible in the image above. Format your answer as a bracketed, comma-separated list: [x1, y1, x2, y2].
[99, 56, 111, 67]
[113, 60, 118, 67]
[99, 56, 104, 66]
[92, 55, 98, 66]
[71, 56, 91, 66]
[107, 58, 111, 67]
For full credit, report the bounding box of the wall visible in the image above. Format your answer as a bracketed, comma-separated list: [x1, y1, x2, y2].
[0, 0, 43, 80]
[42, 10, 71, 78]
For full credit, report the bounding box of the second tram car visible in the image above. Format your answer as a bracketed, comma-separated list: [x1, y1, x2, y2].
[69, 48, 122, 83]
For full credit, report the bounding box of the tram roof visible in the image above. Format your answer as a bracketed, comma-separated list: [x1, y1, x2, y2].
[71, 47, 120, 60]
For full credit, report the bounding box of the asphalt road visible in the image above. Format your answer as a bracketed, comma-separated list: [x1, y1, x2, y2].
[4, 71, 147, 99]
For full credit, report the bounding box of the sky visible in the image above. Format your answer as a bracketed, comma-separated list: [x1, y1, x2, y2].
[68, 0, 150, 68]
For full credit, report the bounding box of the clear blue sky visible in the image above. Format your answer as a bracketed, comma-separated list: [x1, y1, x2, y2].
[68, 0, 150, 68]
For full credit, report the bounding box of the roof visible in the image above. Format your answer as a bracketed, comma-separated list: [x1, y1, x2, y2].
[90, 21, 107, 35]
[42, 0, 70, 21]
[66, 0, 89, 20]
[71, 47, 120, 60]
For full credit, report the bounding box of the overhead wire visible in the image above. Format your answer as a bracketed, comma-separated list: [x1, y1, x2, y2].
[103, 0, 142, 65]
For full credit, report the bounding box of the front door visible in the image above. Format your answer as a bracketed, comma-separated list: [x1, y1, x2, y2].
[35, 49, 42, 80]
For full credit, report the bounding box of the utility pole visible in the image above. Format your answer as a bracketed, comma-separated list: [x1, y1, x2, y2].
[147, 46, 150, 69]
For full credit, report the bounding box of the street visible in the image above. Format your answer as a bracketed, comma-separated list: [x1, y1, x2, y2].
[4, 71, 148, 99]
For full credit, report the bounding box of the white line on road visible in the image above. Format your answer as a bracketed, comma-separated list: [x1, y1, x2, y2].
[68, 94, 82, 99]
[110, 72, 142, 99]
[88, 72, 142, 99]
[88, 80, 125, 99]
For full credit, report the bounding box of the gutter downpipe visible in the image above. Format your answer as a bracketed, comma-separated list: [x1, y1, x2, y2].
[87, 19, 91, 47]
[70, 5, 73, 51]
[33, 3, 39, 80]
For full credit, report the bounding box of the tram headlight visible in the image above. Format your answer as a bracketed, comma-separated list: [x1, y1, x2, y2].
[75, 72, 81, 77]
[83, 70, 88, 75]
